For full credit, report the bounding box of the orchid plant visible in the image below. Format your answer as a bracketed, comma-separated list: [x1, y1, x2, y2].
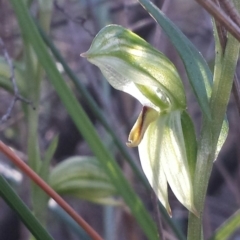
[3, 0, 240, 239]
[80, 3, 240, 239]
[81, 25, 198, 216]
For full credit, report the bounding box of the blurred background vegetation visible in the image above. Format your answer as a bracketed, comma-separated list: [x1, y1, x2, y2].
[0, 0, 240, 239]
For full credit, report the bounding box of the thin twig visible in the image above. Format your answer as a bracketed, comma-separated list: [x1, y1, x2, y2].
[212, 0, 227, 50]
[221, 0, 240, 27]
[195, 0, 240, 42]
[54, 0, 94, 37]
[128, 18, 153, 32]
[0, 38, 32, 124]
[0, 112, 24, 132]
[0, 141, 103, 240]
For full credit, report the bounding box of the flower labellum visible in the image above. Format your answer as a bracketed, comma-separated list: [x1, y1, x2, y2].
[81, 24, 198, 216]
[127, 106, 158, 148]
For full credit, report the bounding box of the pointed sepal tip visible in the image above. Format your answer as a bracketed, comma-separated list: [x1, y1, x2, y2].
[80, 52, 88, 58]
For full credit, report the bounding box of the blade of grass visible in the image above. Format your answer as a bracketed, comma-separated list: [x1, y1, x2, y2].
[208, 210, 240, 240]
[40, 136, 59, 181]
[0, 175, 54, 240]
[10, 1, 159, 239]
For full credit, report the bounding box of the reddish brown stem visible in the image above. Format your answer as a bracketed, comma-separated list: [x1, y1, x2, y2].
[221, 0, 240, 27]
[195, 0, 240, 42]
[212, 0, 240, 116]
[0, 141, 103, 240]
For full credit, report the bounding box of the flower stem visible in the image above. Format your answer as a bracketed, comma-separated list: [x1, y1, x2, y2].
[187, 3, 240, 238]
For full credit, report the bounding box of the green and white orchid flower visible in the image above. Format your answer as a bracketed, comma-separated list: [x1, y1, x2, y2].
[81, 25, 198, 216]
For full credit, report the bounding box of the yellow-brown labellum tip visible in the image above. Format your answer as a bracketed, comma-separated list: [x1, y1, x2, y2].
[126, 139, 138, 148]
[126, 106, 158, 148]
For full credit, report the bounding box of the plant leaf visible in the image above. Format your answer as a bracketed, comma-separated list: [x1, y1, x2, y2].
[49, 156, 119, 205]
[40, 136, 59, 181]
[0, 176, 54, 240]
[209, 209, 240, 240]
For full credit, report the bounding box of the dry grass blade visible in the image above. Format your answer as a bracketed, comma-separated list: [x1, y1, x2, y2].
[195, 0, 240, 41]
[212, 0, 240, 115]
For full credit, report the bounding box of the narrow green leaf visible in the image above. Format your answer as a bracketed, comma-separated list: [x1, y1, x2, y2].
[211, 20, 229, 159]
[210, 27, 240, 147]
[10, 1, 158, 239]
[40, 136, 59, 181]
[209, 210, 240, 240]
[138, 0, 212, 119]
[0, 176, 54, 240]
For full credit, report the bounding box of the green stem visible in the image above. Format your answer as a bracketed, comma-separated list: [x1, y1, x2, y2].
[187, 8, 240, 240]
[25, 42, 45, 229]
[24, 0, 53, 225]
[25, 43, 41, 172]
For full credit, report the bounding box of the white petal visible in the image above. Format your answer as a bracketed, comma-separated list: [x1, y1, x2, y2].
[160, 111, 196, 214]
[87, 57, 157, 108]
[138, 116, 171, 215]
